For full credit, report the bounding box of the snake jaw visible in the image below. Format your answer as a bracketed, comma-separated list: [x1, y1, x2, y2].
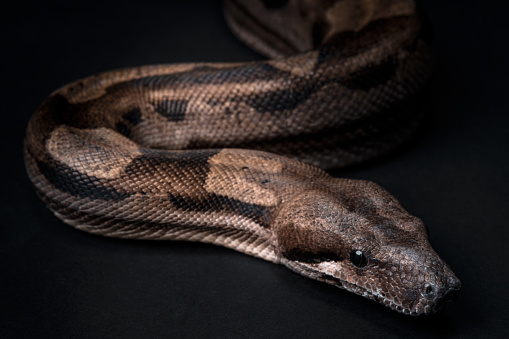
[281, 257, 460, 315]
[338, 275, 461, 316]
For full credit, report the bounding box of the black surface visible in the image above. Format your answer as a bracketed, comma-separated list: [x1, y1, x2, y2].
[2, 1, 508, 338]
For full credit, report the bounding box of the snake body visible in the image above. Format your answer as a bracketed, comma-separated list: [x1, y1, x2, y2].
[24, 0, 460, 315]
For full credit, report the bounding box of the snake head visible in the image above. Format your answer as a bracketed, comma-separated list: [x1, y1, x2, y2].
[272, 178, 461, 315]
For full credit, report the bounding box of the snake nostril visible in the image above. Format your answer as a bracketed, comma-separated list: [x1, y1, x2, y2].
[422, 283, 436, 299]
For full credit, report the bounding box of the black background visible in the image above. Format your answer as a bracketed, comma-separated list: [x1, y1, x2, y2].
[2, 0, 508, 338]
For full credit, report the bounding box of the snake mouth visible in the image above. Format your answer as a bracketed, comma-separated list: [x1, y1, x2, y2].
[338, 278, 461, 315]
[316, 270, 459, 316]
[430, 285, 461, 313]
[309, 271, 414, 314]
[283, 260, 425, 315]
[336, 280, 421, 315]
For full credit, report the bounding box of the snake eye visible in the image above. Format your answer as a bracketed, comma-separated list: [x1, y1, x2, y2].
[350, 250, 368, 267]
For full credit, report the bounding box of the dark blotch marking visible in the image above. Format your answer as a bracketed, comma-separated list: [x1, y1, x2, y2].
[194, 63, 287, 84]
[125, 149, 220, 184]
[136, 63, 289, 88]
[126, 63, 308, 116]
[245, 88, 294, 114]
[338, 193, 398, 238]
[138, 148, 219, 167]
[317, 46, 397, 91]
[123, 108, 142, 125]
[244, 81, 318, 114]
[337, 192, 415, 243]
[115, 122, 130, 137]
[169, 193, 272, 228]
[37, 158, 130, 201]
[153, 99, 188, 122]
[340, 56, 398, 91]
[283, 248, 344, 263]
[235, 88, 426, 166]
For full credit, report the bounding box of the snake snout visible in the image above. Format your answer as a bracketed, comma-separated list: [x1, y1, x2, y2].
[443, 287, 460, 302]
[421, 275, 461, 312]
[442, 276, 461, 301]
[435, 286, 461, 311]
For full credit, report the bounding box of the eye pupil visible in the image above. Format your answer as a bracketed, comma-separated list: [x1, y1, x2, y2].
[350, 249, 368, 267]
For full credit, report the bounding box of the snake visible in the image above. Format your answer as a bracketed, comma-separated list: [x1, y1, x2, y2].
[24, 0, 461, 315]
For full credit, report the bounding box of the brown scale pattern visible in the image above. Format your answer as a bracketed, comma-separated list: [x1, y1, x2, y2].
[24, 0, 460, 315]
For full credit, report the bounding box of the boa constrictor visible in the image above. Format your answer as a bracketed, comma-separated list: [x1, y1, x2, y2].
[24, 0, 460, 315]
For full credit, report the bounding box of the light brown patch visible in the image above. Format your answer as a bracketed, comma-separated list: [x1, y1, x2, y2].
[46, 126, 142, 179]
[268, 51, 320, 77]
[204, 149, 282, 207]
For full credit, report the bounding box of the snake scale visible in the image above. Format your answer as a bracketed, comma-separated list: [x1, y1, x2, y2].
[24, 0, 460, 315]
